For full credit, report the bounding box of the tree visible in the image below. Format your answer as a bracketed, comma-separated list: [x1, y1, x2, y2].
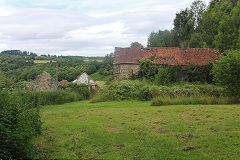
[189, 33, 207, 48]
[190, 0, 207, 30]
[130, 42, 144, 48]
[214, 1, 240, 51]
[173, 8, 194, 46]
[86, 65, 97, 75]
[212, 50, 240, 98]
[200, 0, 236, 48]
[147, 30, 176, 47]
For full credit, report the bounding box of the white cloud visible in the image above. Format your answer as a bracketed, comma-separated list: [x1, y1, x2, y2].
[0, 0, 211, 56]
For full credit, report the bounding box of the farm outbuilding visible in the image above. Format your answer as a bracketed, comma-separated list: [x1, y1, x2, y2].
[29, 71, 58, 92]
[59, 80, 69, 86]
[73, 72, 98, 91]
[114, 47, 223, 80]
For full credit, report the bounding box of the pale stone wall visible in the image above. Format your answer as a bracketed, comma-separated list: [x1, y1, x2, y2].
[114, 63, 140, 80]
[73, 72, 96, 85]
[30, 72, 58, 92]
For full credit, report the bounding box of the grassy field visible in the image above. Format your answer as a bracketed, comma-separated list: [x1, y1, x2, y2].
[34, 60, 56, 64]
[34, 101, 240, 159]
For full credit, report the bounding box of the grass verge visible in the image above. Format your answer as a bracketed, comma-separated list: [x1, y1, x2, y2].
[151, 96, 239, 106]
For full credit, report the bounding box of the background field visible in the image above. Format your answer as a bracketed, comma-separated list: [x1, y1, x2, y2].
[34, 101, 240, 159]
[33, 60, 56, 64]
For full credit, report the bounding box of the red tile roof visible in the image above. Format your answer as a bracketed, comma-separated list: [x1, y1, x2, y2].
[59, 80, 68, 86]
[114, 47, 223, 66]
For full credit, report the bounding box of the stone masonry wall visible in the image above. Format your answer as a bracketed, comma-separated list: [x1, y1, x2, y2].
[114, 64, 140, 80]
[30, 72, 58, 92]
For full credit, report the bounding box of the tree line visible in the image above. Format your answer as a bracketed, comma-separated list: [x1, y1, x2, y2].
[147, 0, 240, 52]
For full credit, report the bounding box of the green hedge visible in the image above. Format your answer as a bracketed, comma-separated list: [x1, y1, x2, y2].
[59, 83, 90, 100]
[0, 88, 89, 159]
[0, 91, 41, 159]
[91, 80, 226, 102]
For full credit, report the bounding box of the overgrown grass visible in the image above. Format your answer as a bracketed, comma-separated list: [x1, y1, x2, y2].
[151, 96, 239, 106]
[91, 80, 226, 102]
[34, 101, 240, 159]
[90, 72, 113, 81]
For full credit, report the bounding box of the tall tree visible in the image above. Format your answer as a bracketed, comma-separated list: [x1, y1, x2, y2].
[214, 1, 240, 51]
[174, 8, 194, 44]
[130, 42, 144, 48]
[147, 30, 176, 47]
[190, 0, 207, 30]
[200, 0, 236, 48]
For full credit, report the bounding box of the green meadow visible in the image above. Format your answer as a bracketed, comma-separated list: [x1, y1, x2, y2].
[34, 101, 240, 159]
[33, 60, 56, 64]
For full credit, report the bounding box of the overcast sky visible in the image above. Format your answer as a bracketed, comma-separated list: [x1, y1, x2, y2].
[0, 0, 210, 56]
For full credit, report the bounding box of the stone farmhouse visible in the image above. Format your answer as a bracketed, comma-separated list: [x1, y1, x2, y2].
[29, 71, 58, 91]
[114, 47, 223, 80]
[73, 72, 98, 91]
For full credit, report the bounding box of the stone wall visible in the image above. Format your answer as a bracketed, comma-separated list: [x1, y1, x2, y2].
[30, 72, 58, 92]
[114, 63, 189, 81]
[114, 63, 140, 80]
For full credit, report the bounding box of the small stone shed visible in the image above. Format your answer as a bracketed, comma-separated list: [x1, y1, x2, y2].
[29, 71, 58, 92]
[114, 47, 223, 80]
[73, 72, 98, 91]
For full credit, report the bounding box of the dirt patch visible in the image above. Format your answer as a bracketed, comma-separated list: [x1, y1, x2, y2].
[182, 146, 195, 151]
[177, 132, 194, 139]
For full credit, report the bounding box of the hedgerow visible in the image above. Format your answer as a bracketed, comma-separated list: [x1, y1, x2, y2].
[91, 80, 226, 102]
[0, 91, 41, 159]
[0, 87, 89, 159]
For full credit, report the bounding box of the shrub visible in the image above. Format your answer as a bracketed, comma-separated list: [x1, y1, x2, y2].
[138, 85, 153, 101]
[154, 68, 172, 85]
[0, 91, 41, 159]
[186, 64, 213, 83]
[91, 80, 226, 102]
[212, 50, 240, 98]
[139, 59, 158, 81]
[35, 91, 81, 106]
[60, 83, 90, 99]
[0, 75, 14, 90]
[0, 88, 87, 159]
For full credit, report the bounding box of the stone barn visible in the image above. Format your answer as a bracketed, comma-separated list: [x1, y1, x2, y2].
[73, 72, 98, 91]
[30, 71, 58, 91]
[114, 47, 223, 80]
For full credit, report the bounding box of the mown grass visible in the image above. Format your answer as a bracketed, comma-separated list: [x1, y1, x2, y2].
[34, 101, 240, 159]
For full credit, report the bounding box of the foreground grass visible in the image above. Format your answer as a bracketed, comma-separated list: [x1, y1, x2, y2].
[34, 101, 240, 159]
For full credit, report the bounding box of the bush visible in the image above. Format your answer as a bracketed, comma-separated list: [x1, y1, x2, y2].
[139, 59, 158, 81]
[186, 64, 213, 83]
[212, 50, 240, 98]
[151, 96, 239, 106]
[35, 91, 82, 106]
[0, 91, 41, 159]
[0, 88, 87, 159]
[60, 83, 90, 100]
[154, 68, 172, 85]
[91, 80, 226, 102]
